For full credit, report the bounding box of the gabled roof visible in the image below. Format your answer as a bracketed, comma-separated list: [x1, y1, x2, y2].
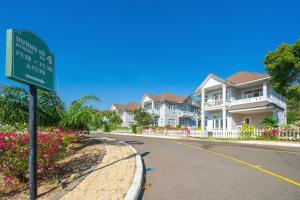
[112, 102, 139, 111]
[144, 93, 189, 103]
[195, 71, 270, 93]
[195, 74, 234, 93]
[225, 72, 269, 85]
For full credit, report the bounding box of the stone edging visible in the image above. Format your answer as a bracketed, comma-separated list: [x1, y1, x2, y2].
[52, 139, 106, 200]
[122, 141, 144, 200]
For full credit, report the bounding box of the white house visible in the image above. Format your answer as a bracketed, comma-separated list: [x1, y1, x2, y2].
[195, 72, 287, 131]
[140, 93, 200, 128]
[110, 102, 139, 127]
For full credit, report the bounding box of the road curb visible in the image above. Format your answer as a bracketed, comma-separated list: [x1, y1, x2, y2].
[122, 141, 144, 200]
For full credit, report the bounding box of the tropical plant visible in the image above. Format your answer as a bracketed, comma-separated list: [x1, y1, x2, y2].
[60, 95, 101, 131]
[260, 116, 278, 128]
[0, 85, 64, 128]
[133, 108, 154, 128]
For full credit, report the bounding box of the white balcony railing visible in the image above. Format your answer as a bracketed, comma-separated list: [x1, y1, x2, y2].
[146, 109, 160, 115]
[230, 96, 266, 105]
[269, 95, 287, 109]
[203, 99, 223, 108]
[230, 96, 286, 109]
[176, 110, 196, 117]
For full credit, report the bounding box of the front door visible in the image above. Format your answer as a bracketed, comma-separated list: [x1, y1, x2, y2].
[212, 116, 222, 130]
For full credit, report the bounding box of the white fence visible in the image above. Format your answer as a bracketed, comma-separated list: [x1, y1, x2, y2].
[209, 129, 300, 140]
[111, 129, 132, 134]
[109, 128, 300, 141]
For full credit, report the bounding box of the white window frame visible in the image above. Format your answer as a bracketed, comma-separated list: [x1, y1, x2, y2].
[168, 103, 175, 111]
[242, 87, 263, 99]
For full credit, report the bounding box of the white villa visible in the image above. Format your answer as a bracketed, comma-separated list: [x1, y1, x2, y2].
[140, 93, 200, 128]
[195, 72, 287, 131]
[110, 102, 139, 127]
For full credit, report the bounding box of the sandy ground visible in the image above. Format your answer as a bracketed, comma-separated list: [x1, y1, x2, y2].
[60, 138, 135, 200]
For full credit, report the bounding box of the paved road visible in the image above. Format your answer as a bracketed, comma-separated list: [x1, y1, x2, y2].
[101, 134, 300, 200]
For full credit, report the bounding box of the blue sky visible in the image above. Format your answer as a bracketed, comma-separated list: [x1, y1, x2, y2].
[1, 0, 299, 109]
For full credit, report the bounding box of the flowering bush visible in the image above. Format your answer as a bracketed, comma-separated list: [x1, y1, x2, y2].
[0, 129, 76, 184]
[262, 129, 282, 140]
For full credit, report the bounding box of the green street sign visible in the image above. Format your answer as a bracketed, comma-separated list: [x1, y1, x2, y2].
[6, 29, 55, 91]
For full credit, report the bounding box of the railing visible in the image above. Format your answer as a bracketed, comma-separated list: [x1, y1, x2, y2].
[146, 109, 160, 115]
[231, 96, 266, 105]
[203, 100, 223, 108]
[269, 95, 286, 109]
[175, 110, 196, 117]
[230, 96, 286, 109]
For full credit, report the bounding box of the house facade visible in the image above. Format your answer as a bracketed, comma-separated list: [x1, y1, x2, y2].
[110, 102, 139, 127]
[140, 93, 200, 128]
[195, 72, 287, 131]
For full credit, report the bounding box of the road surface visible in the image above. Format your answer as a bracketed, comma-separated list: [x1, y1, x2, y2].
[99, 134, 300, 200]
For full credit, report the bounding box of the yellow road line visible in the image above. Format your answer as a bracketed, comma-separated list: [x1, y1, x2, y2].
[173, 141, 300, 187]
[205, 143, 300, 155]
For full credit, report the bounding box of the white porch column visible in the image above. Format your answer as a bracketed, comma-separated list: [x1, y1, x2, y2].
[263, 81, 267, 98]
[222, 108, 226, 131]
[222, 84, 226, 131]
[201, 89, 205, 130]
[151, 100, 154, 109]
[222, 83, 226, 105]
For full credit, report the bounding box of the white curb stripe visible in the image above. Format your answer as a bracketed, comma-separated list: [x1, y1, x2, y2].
[123, 142, 144, 200]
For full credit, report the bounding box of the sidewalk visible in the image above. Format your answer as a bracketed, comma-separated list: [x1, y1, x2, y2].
[60, 138, 136, 200]
[98, 132, 300, 148]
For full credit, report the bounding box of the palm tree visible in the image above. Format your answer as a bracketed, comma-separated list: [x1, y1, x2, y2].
[0, 85, 64, 128]
[261, 116, 278, 128]
[60, 95, 101, 131]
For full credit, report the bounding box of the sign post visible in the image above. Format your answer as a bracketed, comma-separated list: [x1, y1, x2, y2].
[5, 29, 55, 200]
[29, 85, 37, 200]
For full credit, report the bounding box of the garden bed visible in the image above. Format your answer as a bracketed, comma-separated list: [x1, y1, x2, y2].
[0, 137, 105, 200]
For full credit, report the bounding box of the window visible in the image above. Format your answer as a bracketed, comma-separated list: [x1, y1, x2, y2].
[244, 117, 250, 125]
[154, 103, 160, 110]
[168, 103, 175, 111]
[143, 102, 152, 110]
[191, 107, 196, 113]
[168, 119, 175, 127]
[177, 104, 187, 111]
[205, 94, 209, 102]
[212, 92, 222, 101]
[242, 88, 262, 99]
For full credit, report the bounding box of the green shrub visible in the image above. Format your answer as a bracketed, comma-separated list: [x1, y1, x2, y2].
[241, 123, 255, 140]
[132, 125, 138, 134]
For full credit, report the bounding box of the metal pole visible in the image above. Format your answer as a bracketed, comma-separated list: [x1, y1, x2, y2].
[29, 85, 37, 200]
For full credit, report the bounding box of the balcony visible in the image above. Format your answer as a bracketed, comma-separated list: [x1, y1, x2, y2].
[230, 95, 286, 109]
[176, 110, 196, 117]
[146, 109, 160, 115]
[230, 96, 266, 105]
[203, 99, 230, 110]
